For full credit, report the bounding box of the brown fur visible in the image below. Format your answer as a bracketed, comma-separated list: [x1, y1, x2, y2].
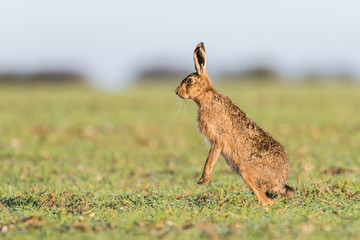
[175, 42, 294, 205]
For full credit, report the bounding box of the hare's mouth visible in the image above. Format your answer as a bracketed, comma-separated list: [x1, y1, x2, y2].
[176, 92, 186, 99]
[175, 88, 184, 99]
[176, 94, 185, 99]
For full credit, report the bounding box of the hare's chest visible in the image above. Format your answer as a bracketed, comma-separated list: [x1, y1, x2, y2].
[197, 109, 224, 142]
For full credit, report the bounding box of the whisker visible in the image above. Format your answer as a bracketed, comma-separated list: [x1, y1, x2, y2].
[176, 99, 183, 117]
[183, 99, 187, 116]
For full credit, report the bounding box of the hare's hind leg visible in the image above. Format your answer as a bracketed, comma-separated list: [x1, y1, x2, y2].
[271, 185, 295, 198]
[241, 169, 274, 206]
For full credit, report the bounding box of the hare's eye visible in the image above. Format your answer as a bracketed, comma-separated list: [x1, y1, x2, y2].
[186, 78, 195, 84]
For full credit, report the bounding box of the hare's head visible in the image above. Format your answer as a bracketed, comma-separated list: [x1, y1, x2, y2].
[175, 42, 213, 100]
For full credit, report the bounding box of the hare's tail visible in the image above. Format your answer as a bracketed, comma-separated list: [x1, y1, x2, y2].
[271, 184, 295, 198]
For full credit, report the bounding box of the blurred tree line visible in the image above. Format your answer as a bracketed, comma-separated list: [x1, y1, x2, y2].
[0, 64, 357, 85]
[136, 64, 357, 83]
[0, 70, 86, 85]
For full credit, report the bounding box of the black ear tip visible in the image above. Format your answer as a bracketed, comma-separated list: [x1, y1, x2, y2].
[196, 42, 205, 50]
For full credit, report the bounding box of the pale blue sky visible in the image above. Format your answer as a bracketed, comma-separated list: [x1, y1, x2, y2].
[1, 0, 359, 87]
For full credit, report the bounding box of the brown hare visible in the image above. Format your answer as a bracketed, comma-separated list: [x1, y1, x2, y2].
[175, 42, 294, 205]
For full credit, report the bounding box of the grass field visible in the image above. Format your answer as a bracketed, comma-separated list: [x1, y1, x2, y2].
[0, 82, 359, 239]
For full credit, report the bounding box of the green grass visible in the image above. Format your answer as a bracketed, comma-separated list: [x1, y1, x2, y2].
[0, 82, 359, 239]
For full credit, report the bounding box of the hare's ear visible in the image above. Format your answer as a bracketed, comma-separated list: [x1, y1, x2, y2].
[193, 42, 207, 75]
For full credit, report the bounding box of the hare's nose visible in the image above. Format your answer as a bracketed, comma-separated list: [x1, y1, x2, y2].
[175, 89, 179, 95]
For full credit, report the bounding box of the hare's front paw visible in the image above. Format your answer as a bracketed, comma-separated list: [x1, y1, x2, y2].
[197, 174, 211, 185]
